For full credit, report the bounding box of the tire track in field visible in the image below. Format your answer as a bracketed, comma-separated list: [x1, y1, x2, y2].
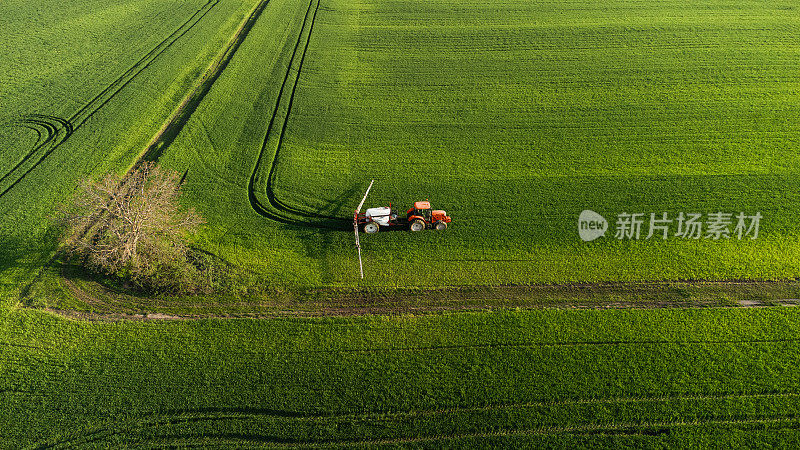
[58, 276, 141, 316]
[263, 336, 800, 354]
[301, 416, 800, 447]
[139, 0, 275, 163]
[261, 0, 345, 225]
[152, 416, 798, 447]
[32, 397, 800, 449]
[1, 0, 279, 319]
[149, 390, 800, 423]
[0, 340, 46, 350]
[0, 115, 73, 188]
[0, 0, 219, 199]
[246, 0, 317, 223]
[247, 0, 350, 229]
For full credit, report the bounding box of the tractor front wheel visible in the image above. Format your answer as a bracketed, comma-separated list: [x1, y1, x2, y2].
[410, 220, 425, 232]
[434, 221, 447, 231]
[364, 222, 379, 234]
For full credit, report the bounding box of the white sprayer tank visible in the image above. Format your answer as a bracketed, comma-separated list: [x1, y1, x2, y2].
[365, 206, 393, 226]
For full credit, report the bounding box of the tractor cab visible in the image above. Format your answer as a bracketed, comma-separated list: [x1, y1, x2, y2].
[406, 201, 432, 221]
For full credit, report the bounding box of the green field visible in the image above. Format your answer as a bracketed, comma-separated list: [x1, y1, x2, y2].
[3, 0, 800, 446]
[1, 0, 799, 289]
[0, 0, 266, 290]
[153, 0, 800, 286]
[5, 307, 800, 447]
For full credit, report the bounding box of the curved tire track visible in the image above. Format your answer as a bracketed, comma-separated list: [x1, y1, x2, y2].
[0, 115, 74, 198]
[0, 115, 72, 186]
[32, 394, 800, 448]
[247, 0, 350, 230]
[0, 0, 219, 198]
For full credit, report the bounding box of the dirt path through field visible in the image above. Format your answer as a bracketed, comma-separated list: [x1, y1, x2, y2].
[31, 277, 800, 321]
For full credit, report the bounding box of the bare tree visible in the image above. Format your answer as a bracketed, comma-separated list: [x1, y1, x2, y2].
[60, 162, 204, 292]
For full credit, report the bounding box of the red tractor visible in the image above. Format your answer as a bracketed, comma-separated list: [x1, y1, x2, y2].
[406, 201, 451, 232]
[356, 200, 451, 233]
[352, 181, 451, 279]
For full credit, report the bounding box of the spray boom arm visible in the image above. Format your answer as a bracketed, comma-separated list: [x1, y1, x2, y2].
[354, 180, 375, 279]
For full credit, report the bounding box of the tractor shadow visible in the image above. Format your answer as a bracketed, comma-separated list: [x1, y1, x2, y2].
[314, 183, 361, 220]
[291, 182, 362, 283]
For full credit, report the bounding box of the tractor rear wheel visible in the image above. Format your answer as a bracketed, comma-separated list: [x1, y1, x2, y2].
[410, 219, 425, 232]
[434, 221, 447, 231]
[364, 222, 379, 234]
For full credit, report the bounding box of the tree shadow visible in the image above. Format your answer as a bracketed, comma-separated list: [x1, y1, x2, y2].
[0, 235, 32, 275]
[0, 226, 63, 304]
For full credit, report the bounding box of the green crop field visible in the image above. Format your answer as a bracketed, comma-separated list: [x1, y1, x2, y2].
[153, 0, 800, 287]
[3, 0, 800, 446]
[0, 0, 264, 289]
[1, 0, 799, 289]
[5, 307, 800, 447]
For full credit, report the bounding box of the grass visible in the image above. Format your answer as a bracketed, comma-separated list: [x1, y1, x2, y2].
[4, 305, 800, 446]
[2, 0, 798, 289]
[3, 0, 800, 446]
[24, 260, 800, 317]
[0, 0, 262, 290]
[144, 0, 800, 287]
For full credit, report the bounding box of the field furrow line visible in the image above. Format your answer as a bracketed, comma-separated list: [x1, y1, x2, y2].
[152, 390, 800, 422]
[0, 115, 72, 188]
[268, 337, 800, 354]
[140, 0, 274, 163]
[34, 411, 800, 448]
[248, 0, 348, 229]
[0, 0, 274, 303]
[263, 0, 343, 223]
[0, 340, 47, 350]
[21, 366, 800, 446]
[57, 276, 141, 315]
[68, 0, 220, 131]
[312, 416, 800, 447]
[0, 0, 220, 198]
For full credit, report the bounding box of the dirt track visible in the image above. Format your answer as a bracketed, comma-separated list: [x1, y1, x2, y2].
[35, 275, 800, 321]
